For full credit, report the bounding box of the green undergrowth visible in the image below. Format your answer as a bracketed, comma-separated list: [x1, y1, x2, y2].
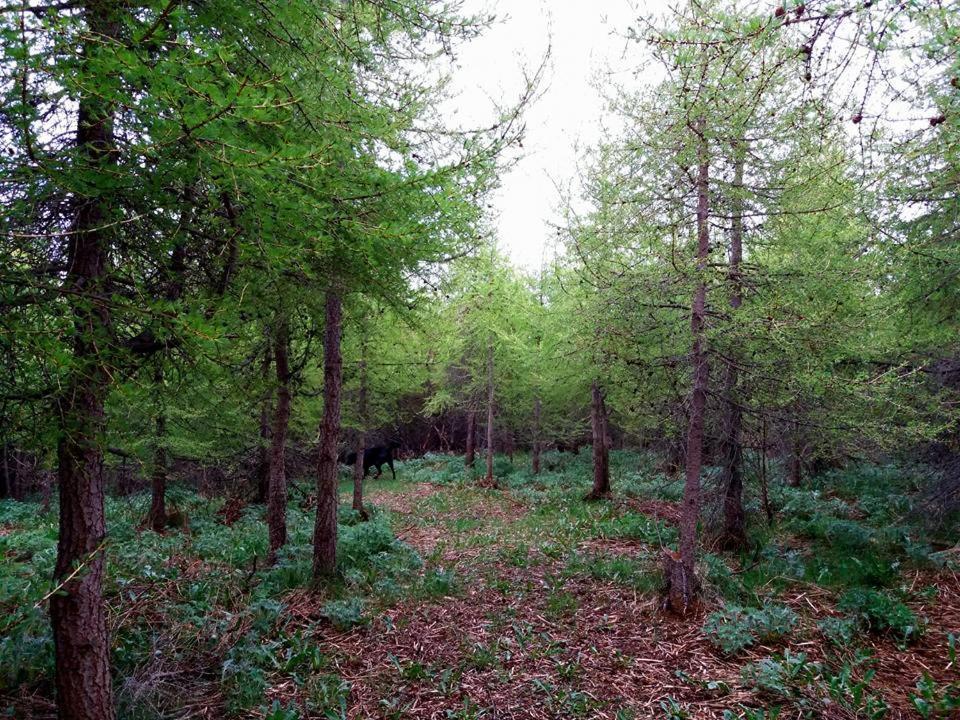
[0, 483, 430, 718]
[2, 452, 955, 718]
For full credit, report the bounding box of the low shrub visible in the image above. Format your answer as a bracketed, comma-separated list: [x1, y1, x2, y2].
[912, 673, 960, 718]
[321, 597, 367, 630]
[837, 588, 921, 643]
[818, 616, 859, 647]
[740, 649, 891, 717]
[419, 567, 458, 598]
[704, 602, 799, 655]
[740, 651, 818, 699]
[596, 511, 676, 545]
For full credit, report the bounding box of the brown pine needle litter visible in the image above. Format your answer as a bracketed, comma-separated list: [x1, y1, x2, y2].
[261, 482, 958, 719]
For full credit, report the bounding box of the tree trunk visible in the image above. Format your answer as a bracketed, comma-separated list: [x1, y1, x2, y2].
[0, 443, 12, 499]
[665, 117, 710, 615]
[147, 410, 167, 532]
[759, 416, 774, 524]
[718, 367, 744, 547]
[267, 318, 291, 564]
[719, 143, 746, 549]
[352, 342, 369, 519]
[484, 337, 496, 486]
[532, 396, 542, 475]
[586, 381, 610, 500]
[313, 289, 343, 579]
[788, 444, 803, 487]
[255, 345, 272, 504]
[786, 401, 804, 487]
[41, 468, 52, 514]
[146, 180, 188, 527]
[147, 364, 168, 531]
[50, 5, 119, 717]
[464, 410, 476, 469]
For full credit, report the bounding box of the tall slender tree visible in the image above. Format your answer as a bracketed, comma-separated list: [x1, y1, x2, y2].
[267, 317, 291, 564]
[314, 288, 343, 579]
[586, 381, 611, 500]
[48, 4, 121, 716]
[719, 143, 746, 549]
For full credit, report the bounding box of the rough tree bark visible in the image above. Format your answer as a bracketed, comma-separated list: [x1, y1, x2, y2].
[484, 337, 496, 486]
[465, 410, 476, 469]
[787, 411, 804, 487]
[50, 4, 119, 717]
[719, 143, 746, 549]
[532, 396, 542, 475]
[665, 116, 710, 615]
[352, 341, 369, 519]
[759, 416, 774, 524]
[255, 345, 272, 504]
[788, 444, 803, 487]
[267, 318, 291, 564]
[146, 184, 188, 529]
[313, 289, 343, 578]
[586, 381, 611, 500]
[145, 188, 187, 530]
[1, 443, 16, 499]
[147, 404, 167, 532]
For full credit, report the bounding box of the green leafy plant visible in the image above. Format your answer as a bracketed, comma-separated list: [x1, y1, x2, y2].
[545, 590, 579, 618]
[723, 707, 782, 720]
[419, 568, 458, 598]
[659, 697, 690, 719]
[818, 616, 859, 647]
[703, 602, 798, 655]
[838, 588, 921, 643]
[262, 700, 301, 720]
[911, 673, 960, 718]
[321, 597, 367, 631]
[820, 654, 890, 719]
[740, 651, 819, 699]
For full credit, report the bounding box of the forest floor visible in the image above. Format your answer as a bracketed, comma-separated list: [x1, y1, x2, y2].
[1, 451, 959, 719]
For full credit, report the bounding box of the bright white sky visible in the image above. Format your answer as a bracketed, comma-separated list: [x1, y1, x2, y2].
[445, 0, 671, 269]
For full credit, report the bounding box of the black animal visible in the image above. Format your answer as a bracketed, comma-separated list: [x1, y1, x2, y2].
[339, 441, 401, 479]
[555, 440, 581, 455]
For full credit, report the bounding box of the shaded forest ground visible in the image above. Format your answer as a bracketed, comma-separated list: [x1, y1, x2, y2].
[2, 451, 958, 719]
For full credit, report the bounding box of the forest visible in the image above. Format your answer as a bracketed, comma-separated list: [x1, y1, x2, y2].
[0, 0, 958, 718]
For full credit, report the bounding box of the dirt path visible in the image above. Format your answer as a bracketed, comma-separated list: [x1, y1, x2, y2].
[306, 481, 957, 719]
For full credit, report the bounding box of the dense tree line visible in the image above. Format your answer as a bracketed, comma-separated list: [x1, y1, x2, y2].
[1, 0, 957, 717]
[1, 2, 529, 716]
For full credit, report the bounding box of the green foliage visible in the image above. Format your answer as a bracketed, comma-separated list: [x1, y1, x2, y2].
[597, 511, 675, 545]
[321, 597, 367, 631]
[740, 651, 819, 699]
[820, 655, 890, 719]
[703, 602, 798, 655]
[740, 650, 889, 718]
[723, 708, 781, 720]
[262, 701, 302, 720]
[304, 674, 350, 719]
[817, 616, 860, 647]
[544, 590, 579, 618]
[3, 450, 960, 718]
[911, 673, 960, 718]
[659, 697, 690, 719]
[563, 551, 662, 593]
[419, 568, 459, 599]
[837, 589, 922, 643]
